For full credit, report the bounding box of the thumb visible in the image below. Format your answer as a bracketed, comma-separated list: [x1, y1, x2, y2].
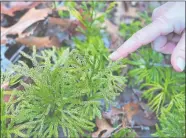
[171, 32, 185, 72]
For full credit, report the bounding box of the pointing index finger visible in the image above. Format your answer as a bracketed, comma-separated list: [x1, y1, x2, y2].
[109, 17, 174, 61]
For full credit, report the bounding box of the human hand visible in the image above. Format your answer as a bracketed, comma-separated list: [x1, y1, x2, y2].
[109, 2, 185, 72]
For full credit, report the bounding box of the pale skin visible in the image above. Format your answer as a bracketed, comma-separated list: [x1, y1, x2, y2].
[109, 2, 185, 72]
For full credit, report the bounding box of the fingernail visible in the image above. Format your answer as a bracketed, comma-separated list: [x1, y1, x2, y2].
[176, 57, 185, 71]
[109, 51, 120, 61]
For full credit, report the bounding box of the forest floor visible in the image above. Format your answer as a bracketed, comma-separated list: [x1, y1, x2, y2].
[1, 1, 167, 138]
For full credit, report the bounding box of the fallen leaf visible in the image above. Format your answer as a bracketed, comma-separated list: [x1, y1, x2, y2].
[16, 36, 60, 48]
[102, 107, 123, 119]
[122, 102, 157, 127]
[116, 87, 139, 107]
[48, 17, 77, 31]
[104, 20, 118, 41]
[139, 102, 155, 119]
[48, 17, 72, 30]
[124, 6, 138, 18]
[114, 2, 126, 25]
[104, 19, 123, 49]
[48, 17, 82, 36]
[1, 8, 52, 44]
[122, 102, 140, 123]
[132, 110, 157, 126]
[1, 2, 42, 16]
[122, 117, 128, 128]
[102, 107, 124, 126]
[92, 117, 115, 138]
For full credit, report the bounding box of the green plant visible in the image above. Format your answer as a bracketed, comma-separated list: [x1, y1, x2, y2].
[138, 11, 152, 25]
[1, 2, 125, 137]
[119, 21, 142, 40]
[126, 46, 185, 136]
[59, 1, 116, 64]
[1, 46, 126, 137]
[111, 128, 137, 138]
[141, 67, 185, 113]
[2, 2, 185, 137]
[66, 1, 114, 33]
[53, 2, 70, 18]
[1, 88, 33, 138]
[119, 7, 185, 136]
[125, 46, 185, 113]
[116, 5, 185, 137]
[119, 11, 151, 40]
[126, 47, 164, 85]
[153, 95, 185, 137]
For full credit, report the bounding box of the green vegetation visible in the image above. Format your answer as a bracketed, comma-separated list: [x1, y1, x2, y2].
[123, 26, 185, 138]
[1, 47, 126, 137]
[1, 2, 127, 137]
[1, 2, 185, 138]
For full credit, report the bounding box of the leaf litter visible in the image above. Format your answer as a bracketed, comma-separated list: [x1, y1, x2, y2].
[1, 2, 79, 48]
[93, 87, 157, 137]
[1, 8, 52, 44]
[1, 2, 124, 49]
[1, 2, 42, 16]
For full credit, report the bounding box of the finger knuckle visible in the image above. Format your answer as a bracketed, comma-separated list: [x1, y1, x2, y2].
[155, 16, 174, 35]
[156, 16, 168, 25]
[152, 8, 159, 19]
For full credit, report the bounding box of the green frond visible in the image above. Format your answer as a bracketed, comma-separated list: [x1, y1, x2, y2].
[153, 100, 185, 137]
[127, 47, 185, 114]
[2, 43, 126, 137]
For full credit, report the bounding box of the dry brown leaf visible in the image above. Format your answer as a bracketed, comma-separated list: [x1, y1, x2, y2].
[16, 36, 60, 48]
[124, 7, 138, 18]
[132, 111, 157, 126]
[1, 27, 8, 44]
[120, 2, 138, 18]
[92, 117, 115, 138]
[96, 12, 123, 49]
[139, 102, 154, 119]
[48, 17, 73, 31]
[122, 117, 128, 128]
[102, 107, 124, 126]
[104, 19, 123, 49]
[104, 20, 119, 39]
[114, 2, 126, 25]
[48, 17, 83, 35]
[122, 102, 140, 122]
[1, 2, 42, 16]
[122, 102, 157, 127]
[118, 87, 139, 106]
[102, 107, 123, 120]
[1, 8, 52, 44]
